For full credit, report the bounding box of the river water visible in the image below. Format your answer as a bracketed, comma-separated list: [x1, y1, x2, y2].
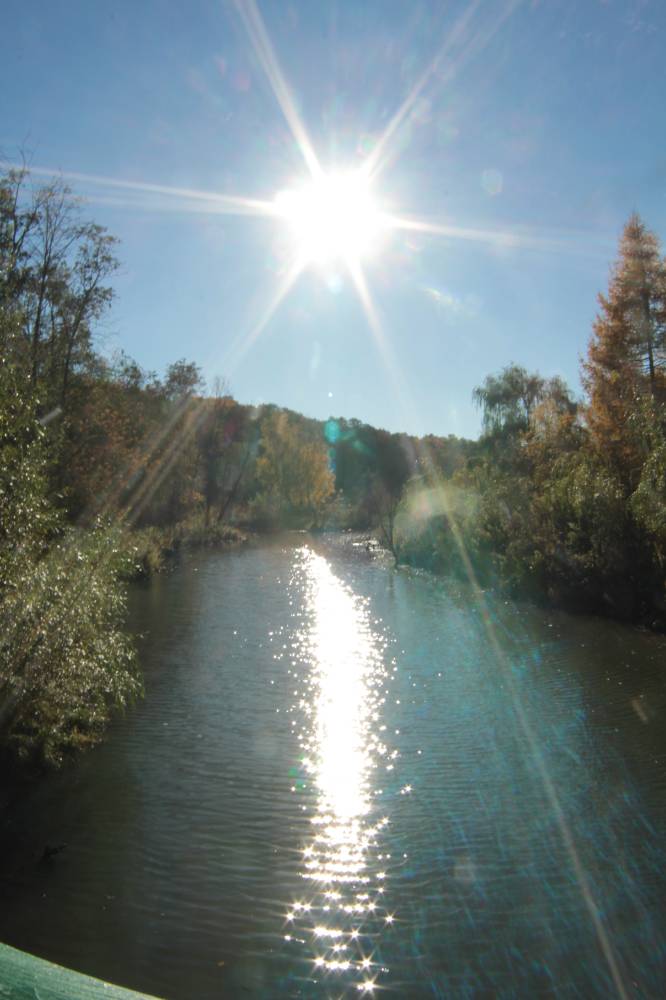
[1, 535, 665, 998]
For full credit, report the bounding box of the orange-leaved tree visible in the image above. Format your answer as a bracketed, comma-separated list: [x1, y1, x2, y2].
[582, 213, 666, 486]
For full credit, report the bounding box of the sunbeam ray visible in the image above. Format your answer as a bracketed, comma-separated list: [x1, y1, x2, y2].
[17, 164, 277, 217]
[123, 400, 209, 527]
[59, 251, 305, 536]
[385, 213, 613, 258]
[223, 254, 306, 373]
[80, 393, 201, 526]
[361, 0, 481, 181]
[234, 0, 322, 179]
[407, 448, 630, 1000]
[345, 257, 630, 997]
[346, 259, 415, 430]
[76, 192, 274, 219]
[362, 0, 522, 180]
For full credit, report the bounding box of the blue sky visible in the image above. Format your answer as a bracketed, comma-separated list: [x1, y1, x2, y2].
[3, 0, 664, 438]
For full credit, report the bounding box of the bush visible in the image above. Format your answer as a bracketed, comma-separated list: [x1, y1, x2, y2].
[0, 356, 140, 765]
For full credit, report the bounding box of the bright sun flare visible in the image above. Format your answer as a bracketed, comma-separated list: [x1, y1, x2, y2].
[274, 171, 386, 268]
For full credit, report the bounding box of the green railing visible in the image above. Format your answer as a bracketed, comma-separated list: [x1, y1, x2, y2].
[0, 942, 162, 999]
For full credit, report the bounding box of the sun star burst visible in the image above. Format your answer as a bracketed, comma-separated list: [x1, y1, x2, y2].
[274, 171, 387, 269]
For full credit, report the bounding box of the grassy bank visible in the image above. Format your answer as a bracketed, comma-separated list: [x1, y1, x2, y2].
[123, 518, 251, 580]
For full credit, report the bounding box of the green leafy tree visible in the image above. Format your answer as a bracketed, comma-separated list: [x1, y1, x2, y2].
[0, 346, 140, 765]
[473, 364, 575, 439]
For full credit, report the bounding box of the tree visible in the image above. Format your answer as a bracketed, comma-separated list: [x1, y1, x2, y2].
[473, 364, 575, 439]
[0, 164, 119, 407]
[195, 387, 257, 527]
[631, 441, 666, 572]
[0, 325, 58, 578]
[0, 163, 39, 307]
[163, 359, 205, 401]
[0, 344, 139, 764]
[369, 477, 402, 561]
[255, 410, 334, 524]
[53, 223, 119, 406]
[583, 214, 666, 482]
[327, 418, 415, 528]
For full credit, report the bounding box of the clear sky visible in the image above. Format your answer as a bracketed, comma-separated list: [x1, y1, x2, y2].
[3, 0, 664, 438]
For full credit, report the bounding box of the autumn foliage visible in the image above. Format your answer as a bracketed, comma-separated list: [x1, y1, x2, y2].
[397, 216, 665, 623]
[1, 163, 666, 768]
[583, 213, 666, 482]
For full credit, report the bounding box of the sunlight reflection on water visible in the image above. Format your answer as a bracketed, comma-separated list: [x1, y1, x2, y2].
[285, 546, 399, 993]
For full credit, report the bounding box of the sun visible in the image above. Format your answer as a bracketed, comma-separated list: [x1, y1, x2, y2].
[274, 170, 387, 269]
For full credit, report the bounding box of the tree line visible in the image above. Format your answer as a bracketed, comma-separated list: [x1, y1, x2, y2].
[394, 214, 665, 625]
[1, 163, 664, 765]
[0, 164, 415, 763]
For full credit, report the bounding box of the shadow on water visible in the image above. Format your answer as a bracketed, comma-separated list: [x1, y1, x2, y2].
[1, 533, 665, 997]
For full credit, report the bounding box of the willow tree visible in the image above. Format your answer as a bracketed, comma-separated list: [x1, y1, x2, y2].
[473, 364, 574, 439]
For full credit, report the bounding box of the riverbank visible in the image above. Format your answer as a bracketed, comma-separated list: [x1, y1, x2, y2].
[125, 519, 251, 580]
[373, 528, 666, 633]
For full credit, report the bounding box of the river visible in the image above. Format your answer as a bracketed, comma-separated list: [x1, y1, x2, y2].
[1, 535, 665, 998]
